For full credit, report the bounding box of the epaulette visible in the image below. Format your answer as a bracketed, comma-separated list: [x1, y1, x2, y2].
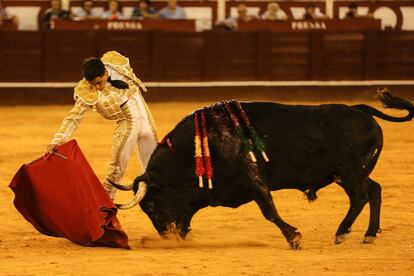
[101, 51, 147, 92]
[101, 51, 129, 69]
[73, 79, 100, 105]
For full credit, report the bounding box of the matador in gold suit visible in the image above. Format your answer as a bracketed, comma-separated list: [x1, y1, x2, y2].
[48, 51, 158, 200]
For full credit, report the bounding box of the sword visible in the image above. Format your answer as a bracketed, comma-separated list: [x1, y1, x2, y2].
[26, 149, 68, 166]
[26, 150, 67, 165]
[51, 151, 67, 160]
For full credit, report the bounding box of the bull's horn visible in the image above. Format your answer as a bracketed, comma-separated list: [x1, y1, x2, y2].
[107, 179, 133, 191]
[115, 181, 148, 210]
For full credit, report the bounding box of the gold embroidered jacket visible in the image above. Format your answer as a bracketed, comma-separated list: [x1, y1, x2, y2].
[51, 51, 149, 145]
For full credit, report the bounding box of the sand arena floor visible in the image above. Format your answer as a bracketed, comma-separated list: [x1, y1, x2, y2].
[0, 100, 413, 275]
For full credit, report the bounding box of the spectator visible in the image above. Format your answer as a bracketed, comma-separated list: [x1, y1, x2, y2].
[73, 0, 100, 19]
[344, 2, 358, 19]
[132, 0, 159, 19]
[303, 4, 328, 20]
[261, 2, 288, 21]
[102, 0, 125, 20]
[159, 0, 186, 20]
[344, 2, 373, 19]
[40, 0, 71, 30]
[218, 4, 256, 30]
[0, 0, 18, 27]
[0, 0, 9, 19]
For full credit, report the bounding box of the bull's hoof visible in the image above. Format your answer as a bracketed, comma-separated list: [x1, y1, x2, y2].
[288, 232, 302, 250]
[363, 236, 376, 244]
[335, 233, 348, 244]
[182, 231, 194, 241]
[179, 228, 192, 240]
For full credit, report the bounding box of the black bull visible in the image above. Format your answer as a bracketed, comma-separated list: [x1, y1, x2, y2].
[111, 91, 413, 249]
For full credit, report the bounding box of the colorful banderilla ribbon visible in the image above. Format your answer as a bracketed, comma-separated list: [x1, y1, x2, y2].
[194, 112, 205, 188]
[234, 101, 269, 162]
[201, 111, 213, 189]
[194, 111, 214, 189]
[224, 101, 257, 162]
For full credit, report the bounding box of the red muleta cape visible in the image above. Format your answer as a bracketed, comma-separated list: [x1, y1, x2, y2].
[9, 140, 130, 249]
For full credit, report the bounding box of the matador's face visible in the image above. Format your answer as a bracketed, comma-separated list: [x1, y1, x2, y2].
[89, 70, 109, 90]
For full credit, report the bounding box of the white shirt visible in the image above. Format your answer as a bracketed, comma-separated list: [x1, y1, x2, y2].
[261, 10, 288, 20]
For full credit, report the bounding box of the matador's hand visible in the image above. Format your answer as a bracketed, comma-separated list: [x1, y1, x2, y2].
[46, 144, 58, 154]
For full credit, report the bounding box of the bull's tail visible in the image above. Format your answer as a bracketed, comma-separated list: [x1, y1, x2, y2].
[352, 89, 414, 122]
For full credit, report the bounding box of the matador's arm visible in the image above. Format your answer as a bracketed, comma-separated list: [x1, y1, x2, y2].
[50, 100, 89, 145]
